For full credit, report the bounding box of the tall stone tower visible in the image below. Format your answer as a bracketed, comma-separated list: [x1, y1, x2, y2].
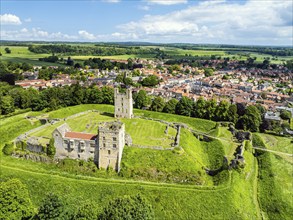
[96, 121, 125, 172]
[114, 88, 133, 118]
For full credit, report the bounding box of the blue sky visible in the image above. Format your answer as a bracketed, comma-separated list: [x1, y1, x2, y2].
[1, 0, 292, 45]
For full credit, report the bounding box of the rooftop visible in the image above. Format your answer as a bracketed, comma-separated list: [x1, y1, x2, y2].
[65, 132, 97, 140]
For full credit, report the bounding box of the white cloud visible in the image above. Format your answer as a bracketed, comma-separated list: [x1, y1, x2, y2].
[147, 0, 187, 5]
[78, 30, 96, 40]
[117, 0, 293, 45]
[0, 28, 77, 41]
[0, 14, 22, 25]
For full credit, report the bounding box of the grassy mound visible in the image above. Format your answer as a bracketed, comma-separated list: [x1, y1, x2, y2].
[253, 134, 293, 219]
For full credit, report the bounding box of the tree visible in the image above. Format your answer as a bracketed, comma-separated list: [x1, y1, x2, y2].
[2, 143, 14, 155]
[4, 47, 11, 54]
[100, 194, 154, 220]
[0, 95, 15, 115]
[280, 110, 292, 120]
[204, 68, 214, 77]
[204, 98, 217, 120]
[236, 103, 246, 116]
[141, 75, 160, 87]
[214, 100, 230, 121]
[66, 57, 74, 66]
[236, 105, 261, 132]
[21, 62, 33, 71]
[228, 104, 238, 124]
[193, 97, 206, 118]
[150, 96, 165, 112]
[0, 179, 35, 219]
[74, 200, 100, 220]
[163, 98, 178, 114]
[37, 193, 69, 220]
[134, 90, 150, 109]
[175, 96, 193, 116]
[101, 86, 114, 105]
[47, 138, 56, 158]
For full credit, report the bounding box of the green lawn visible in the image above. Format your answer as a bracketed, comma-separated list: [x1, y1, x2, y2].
[0, 112, 42, 151]
[255, 133, 293, 154]
[121, 118, 176, 148]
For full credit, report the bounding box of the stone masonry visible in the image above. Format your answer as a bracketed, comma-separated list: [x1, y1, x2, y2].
[114, 88, 133, 118]
[96, 121, 125, 172]
[53, 121, 125, 171]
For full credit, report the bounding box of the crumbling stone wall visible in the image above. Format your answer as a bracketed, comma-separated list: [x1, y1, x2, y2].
[114, 88, 133, 118]
[96, 121, 125, 171]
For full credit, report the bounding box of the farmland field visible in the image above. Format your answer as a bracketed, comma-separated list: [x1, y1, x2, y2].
[1, 45, 291, 65]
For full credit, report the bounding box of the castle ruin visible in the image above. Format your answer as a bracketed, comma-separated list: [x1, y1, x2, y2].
[114, 88, 133, 118]
[53, 121, 125, 171]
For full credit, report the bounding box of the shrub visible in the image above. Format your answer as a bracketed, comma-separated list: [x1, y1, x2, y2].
[37, 193, 72, 220]
[100, 194, 154, 220]
[47, 138, 56, 158]
[2, 143, 14, 155]
[0, 179, 35, 219]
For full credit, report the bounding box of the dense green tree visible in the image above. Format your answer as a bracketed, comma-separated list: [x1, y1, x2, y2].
[204, 68, 214, 77]
[204, 98, 217, 120]
[66, 57, 74, 66]
[0, 179, 35, 219]
[236, 103, 246, 116]
[4, 47, 11, 54]
[163, 98, 178, 114]
[134, 90, 150, 109]
[236, 105, 261, 132]
[214, 100, 230, 121]
[100, 194, 154, 220]
[141, 75, 160, 87]
[37, 193, 70, 220]
[84, 87, 103, 104]
[71, 83, 85, 105]
[74, 200, 100, 220]
[150, 96, 165, 112]
[21, 62, 33, 71]
[193, 97, 206, 118]
[228, 104, 238, 124]
[101, 86, 114, 104]
[280, 110, 292, 120]
[175, 96, 193, 116]
[0, 95, 15, 115]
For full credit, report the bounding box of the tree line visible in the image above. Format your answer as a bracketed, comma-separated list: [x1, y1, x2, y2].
[1, 82, 290, 133]
[0, 178, 154, 219]
[28, 44, 160, 56]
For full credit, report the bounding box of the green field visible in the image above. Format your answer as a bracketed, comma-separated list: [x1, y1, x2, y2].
[257, 133, 293, 154]
[1, 105, 292, 219]
[1, 45, 291, 65]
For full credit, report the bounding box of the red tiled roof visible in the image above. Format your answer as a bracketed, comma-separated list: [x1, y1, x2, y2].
[65, 132, 96, 140]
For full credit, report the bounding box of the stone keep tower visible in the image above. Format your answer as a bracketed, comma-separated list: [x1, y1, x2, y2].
[114, 88, 133, 118]
[96, 121, 125, 171]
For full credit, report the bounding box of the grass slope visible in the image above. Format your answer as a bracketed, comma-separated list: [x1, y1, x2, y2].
[0, 105, 261, 219]
[253, 134, 293, 220]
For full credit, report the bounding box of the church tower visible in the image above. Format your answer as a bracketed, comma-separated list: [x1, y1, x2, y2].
[114, 88, 133, 118]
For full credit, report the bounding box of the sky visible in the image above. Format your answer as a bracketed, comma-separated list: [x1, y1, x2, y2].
[0, 0, 292, 46]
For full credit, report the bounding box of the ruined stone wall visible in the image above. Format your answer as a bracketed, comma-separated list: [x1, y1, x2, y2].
[114, 88, 133, 118]
[53, 125, 96, 161]
[97, 122, 125, 171]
